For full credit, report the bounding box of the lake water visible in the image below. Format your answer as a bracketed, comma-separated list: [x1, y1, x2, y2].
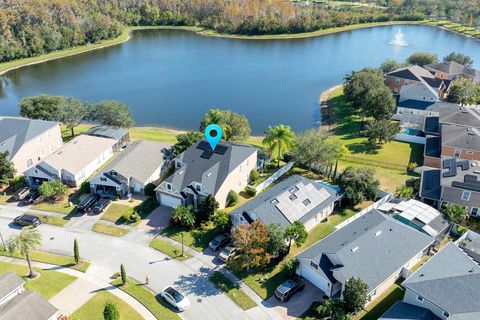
[1, 25, 480, 134]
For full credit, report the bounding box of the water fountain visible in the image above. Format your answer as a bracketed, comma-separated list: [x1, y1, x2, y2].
[389, 29, 408, 46]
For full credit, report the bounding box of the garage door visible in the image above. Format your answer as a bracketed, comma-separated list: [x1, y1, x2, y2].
[160, 193, 181, 208]
[298, 264, 331, 296]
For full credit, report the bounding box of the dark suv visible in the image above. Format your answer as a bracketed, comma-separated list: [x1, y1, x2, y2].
[23, 190, 42, 205]
[13, 215, 41, 228]
[77, 194, 99, 213]
[274, 277, 305, 302]
[92, 198, 111, 214]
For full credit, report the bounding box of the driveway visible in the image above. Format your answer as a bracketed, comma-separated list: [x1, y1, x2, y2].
[137, 205, 172, 231]
[266, 280, 324, 319]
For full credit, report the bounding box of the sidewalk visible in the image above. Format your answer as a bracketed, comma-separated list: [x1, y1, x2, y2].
[0, 256, 157, 320]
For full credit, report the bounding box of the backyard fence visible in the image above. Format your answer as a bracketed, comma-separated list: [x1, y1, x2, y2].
[252, 161, 294, 193]
[334, 193, 393, 230]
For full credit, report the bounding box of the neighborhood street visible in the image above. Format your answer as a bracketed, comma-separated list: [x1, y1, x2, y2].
[0, 204, 277, 320]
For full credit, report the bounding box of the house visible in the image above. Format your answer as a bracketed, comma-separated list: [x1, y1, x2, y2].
[394, 101, 456, 132]
[385, 66, 450, 98]
[0, 117, 62, 174]
[156, 140, 257, 209]
[296, 210, 434, 302]
[380, 242, 480, 320]
[0, 272, 58, 320]
[425, 60, 480, 82]
[89, 140, 172, 197]
[376, 198, 450, 241]
[25, 135, 116, 187]
[230, 175, 341, 231]
[84, 125, 130, 152]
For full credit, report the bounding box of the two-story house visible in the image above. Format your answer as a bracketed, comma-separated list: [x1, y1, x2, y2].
[380, 242, 480, 320]
[0, 117, 62, 174]
[425, 60, 480, 83]
[156, 140, 257, 209]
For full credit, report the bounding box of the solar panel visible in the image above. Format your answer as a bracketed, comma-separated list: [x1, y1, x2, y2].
[460, 160, 470, 171]
[465, 175, 478, 182]
[214, 145, 228, 155]
[196, 140, 210, 150]
[200, 150, 214, 159]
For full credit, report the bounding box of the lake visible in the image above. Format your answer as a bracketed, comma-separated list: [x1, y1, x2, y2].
[1, 25, 480, 134]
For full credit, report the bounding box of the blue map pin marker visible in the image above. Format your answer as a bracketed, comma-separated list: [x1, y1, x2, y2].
[204, 124, 222, 151]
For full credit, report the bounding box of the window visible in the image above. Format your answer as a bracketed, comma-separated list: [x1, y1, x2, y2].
[166, 184, 172, 191]
[471, 207, 479, 216]
[195, 185, 201, 192]
[462, 191, 471, 201]
[26, 159, 33, 167]
[100, 177, 107, 182]
[405, 80, 409, 85]
[443, 311, 450, 318]
[417, 295, 424, 302]
[310, 261, 318, 269]
[395, 79, 400, 85]
[454, 149, 461, 157]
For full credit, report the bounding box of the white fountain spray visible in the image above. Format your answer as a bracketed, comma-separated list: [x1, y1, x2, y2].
[389, 29, 408, 47]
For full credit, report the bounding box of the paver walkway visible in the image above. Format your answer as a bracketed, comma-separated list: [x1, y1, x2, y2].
[0, 256, 157, 320]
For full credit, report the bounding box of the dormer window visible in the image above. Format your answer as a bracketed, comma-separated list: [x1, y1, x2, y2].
[462, 191, 471, 201]
[195, 185, 201, 192]
[443, 311, 449, 318]
[176, 162, 181, 168]
[166, 183, 172, 191]
[417, 295, 424, 302]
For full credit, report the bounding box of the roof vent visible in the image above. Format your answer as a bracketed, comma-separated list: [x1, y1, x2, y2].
[207, 172, 212, 177]
[271, 199, 279, 205]
[179, 170, 183, 175]
[351, 247, 359, 253]
[375, 230, 382, 237]
[389, 228, 393, 231]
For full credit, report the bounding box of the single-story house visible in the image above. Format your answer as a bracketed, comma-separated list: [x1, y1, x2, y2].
[84, 125, 130, 151]
[230, 175, 341, 231]
[0, 272, 58, 320]
[380, 242, 480, 320]
[0, 117, 62, 174]
[296, 210, 434, 302]
[89, 140, 172, 197]
[25, 135, 116, 187]
[156, 140, 257, 209]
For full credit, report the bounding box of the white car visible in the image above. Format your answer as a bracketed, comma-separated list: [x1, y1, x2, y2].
[160, 286, 191, 312]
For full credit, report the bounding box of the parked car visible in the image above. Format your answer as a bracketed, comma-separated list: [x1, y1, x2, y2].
[13, 214, 41, 228]
[92, 198, 111, 214]
[218, 243, 237, 263]
[13, 187, 30, 201]
[22, 190, 42, 205]
[274, 277, 305, 302]
[160, 287, 191, 311]
[208, 233, 231, 251]
[77, 194, 99, 213]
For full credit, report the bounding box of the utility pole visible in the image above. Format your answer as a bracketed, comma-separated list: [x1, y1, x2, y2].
[181, 232, 185, 257]
[0, 232, 6, 251]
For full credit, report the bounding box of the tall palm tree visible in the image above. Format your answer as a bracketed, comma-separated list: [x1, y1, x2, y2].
[263, 125, 296, 167]
[7, 228, 42, 278]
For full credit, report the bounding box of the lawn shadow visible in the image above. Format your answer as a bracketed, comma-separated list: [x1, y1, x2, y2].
[347, 141, 380, 155]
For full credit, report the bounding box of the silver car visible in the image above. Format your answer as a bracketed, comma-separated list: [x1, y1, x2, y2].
[218, 244, 237, 263]
[160, 286, 191, 312]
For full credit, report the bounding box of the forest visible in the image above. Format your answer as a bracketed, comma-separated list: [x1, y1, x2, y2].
[1, 0, 479, 64]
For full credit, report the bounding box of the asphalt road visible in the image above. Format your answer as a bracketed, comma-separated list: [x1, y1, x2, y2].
[0, 205, 255, 320]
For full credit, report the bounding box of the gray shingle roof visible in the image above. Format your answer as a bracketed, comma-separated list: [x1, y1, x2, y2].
[426, 61, 480, 80]
[441, 124, 480, 151]
[297, 210, 434, 292]
[403, 243, 480, 319]
[231, 175, 340, 229]
[0, 290, 57, 320]
[0, 272, 24, 300]
[92, 140, 171, 185]
[380, 301, 440, 320]
[0, 117, 58, 160]
[388, 66, 435, 82]
[161, 140, 257, 196]
[439, 105, 480, 128]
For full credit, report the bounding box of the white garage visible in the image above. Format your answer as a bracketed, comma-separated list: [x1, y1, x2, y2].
[159, 193, 182, 208]
[297, 262, 332, 296]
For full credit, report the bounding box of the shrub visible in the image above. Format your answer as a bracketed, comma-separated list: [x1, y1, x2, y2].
[171, 205, 196, 228]
[130, 212, 141, 223]
[280, 258, 299, 277]
[245, 186, 257, 197]
[122, 209, 133, 222]
[144, 183, 156, 197]
[120, 264, 127, 285]
[249, 169, 260, 183]
[103, 302, 120, 320]
[210, 210, 231, 231]
[79, 181, 90, 194]
[9, 177, 27, 191]
[226, 190, 238, 207]
[407, 162, 418, 172]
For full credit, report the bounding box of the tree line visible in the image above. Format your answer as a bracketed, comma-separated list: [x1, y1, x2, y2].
[0, 0, 421, 63]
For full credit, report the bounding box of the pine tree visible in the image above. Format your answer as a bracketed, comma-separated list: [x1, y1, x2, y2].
[73, 239, 80, 265]
[120, 264, 127, 285]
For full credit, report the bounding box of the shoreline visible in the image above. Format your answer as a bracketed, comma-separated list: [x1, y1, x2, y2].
[0, 21, 425, 76]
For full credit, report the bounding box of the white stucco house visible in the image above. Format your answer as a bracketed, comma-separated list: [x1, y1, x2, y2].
[25, 135, 116, 187]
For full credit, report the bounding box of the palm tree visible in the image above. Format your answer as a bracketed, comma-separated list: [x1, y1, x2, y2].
[263, 125, 296, 167]
[7, 228, 42, 278]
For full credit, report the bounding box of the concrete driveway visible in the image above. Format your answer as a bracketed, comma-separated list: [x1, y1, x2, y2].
[266, 280, 324, 319]
[137, 205, 172, 231]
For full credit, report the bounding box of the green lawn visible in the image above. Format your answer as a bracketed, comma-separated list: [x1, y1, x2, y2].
[0, 261, 77, 299]
[71, 290, 144, 320]
[210, 271, 257, 310]
[149, 238, 192, 261]
[111, 278, 181, 320]
[101, 203, 132, 223]
[356, 284, 405, 320]
[231, 202, 367, 299]
[329, 87, 422, 192]
[92, 223, 129, 237]
[30, 213, 69, 226]
[0, 194, 12, 204]
[161, 223, 219, 252]
[0, 246, 90, 272]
